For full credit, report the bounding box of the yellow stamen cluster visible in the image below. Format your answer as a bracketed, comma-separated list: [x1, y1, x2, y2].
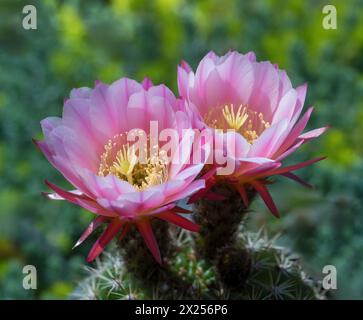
[222, 104, 249, 131]
[242, 111, 270, 144]
[211, 104, 270, 144]
[98, 134, 168, 191]
[110, 143, 138, 184]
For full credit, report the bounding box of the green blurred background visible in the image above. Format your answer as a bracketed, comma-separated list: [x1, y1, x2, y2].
[0, 0, 363, 299]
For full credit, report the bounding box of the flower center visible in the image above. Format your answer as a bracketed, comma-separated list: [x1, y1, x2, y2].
[204, 104, 270, 144]
[98, 134, 168, 190]
[222, 104, 249, 131]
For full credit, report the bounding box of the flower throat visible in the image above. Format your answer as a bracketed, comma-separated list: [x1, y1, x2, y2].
[204, 104, 270, 144]
[98, 133, 168, 190]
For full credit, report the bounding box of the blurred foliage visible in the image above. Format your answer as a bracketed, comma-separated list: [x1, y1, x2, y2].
[0, 0, 362, 299]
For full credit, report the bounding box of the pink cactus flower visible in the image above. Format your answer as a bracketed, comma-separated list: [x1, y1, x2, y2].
[35, 77, 208, 264]
[178, 51, 328, 216]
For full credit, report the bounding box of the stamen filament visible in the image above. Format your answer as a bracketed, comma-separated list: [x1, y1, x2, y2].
[98, 136, 168, 191]
[222, 104, 248, 131]
[220, 104, 270, 144]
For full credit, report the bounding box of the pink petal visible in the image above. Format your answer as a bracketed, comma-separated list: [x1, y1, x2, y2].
[161, 180, 187, 198]
[141, 77, 153, 90]
[275, 140, 304, 161]
[271, 88, 298, 125]
[144, 203, 175, 216]
[169, 130, 195, 178]
[195, 55, 216, 87]
[33, 139, 53, 164]
[234, 157, 278, 177]
[225, 131, 251, 159]
[98, 197, 141, 219]
[181, 59, 192, 72]
[299, 127, 329, 142]
[204, 69, 228, 110]
[245, 51, 256, 62]
[139, 186, 166, 210]
[166, 179, 205, 203]
[126, 91, 148, 130]
[80, 171, 136, 200]
[214, 52, 240, 98]
[62, 98, 103, 156]
[274, 107, 314, 158]
[44, 180, 116, 217]
[41, 117, 62, 136]
[59, 127, 99, 172]
[290, 83, 307, 125]
[37, 128, 92, 196]
[247, 61, 280, 119]
[274, 70, 292, 112]
[148, 84, 178, 111]
[147, 96, 176, 130]
[249, 120, 288, 158]
[89, 83, 118, 139]
[177, 65, 190, 99]
[70, 87, 92, 99]
[231, 58, 255, 105]
[174, 164, 204, 183]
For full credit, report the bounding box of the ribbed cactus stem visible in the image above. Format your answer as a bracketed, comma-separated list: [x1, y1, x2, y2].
[76, 221, 324, 300]
[119, 219, 195, 298]
[193, 182, 256, 261]
[193, 182, 256, 290]
[120, 219, 172, 284]
[215, 245, 252, 290]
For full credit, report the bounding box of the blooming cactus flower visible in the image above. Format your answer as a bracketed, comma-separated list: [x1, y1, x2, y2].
[35, 77, 209, 263]
[178, 51, 328, 216]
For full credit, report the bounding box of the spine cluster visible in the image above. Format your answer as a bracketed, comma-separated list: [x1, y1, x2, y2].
[75, 182, 323, 300]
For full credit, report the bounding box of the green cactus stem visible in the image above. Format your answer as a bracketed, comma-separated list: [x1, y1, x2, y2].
[118, 219, 195, 298]
[73, 230, 324, 300]
[193, 183, 256, 261]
